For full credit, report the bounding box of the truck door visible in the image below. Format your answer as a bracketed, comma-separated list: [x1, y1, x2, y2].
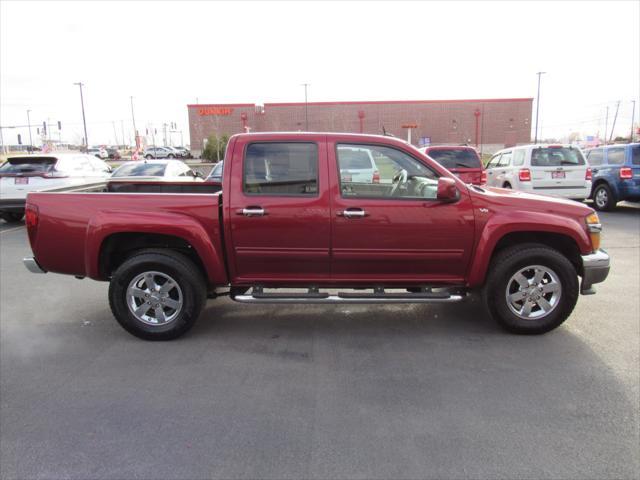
[328, 140, 475, 284]
[226, 135, 331, 283]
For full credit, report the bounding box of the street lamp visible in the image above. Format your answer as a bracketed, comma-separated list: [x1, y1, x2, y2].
[26, 110, 33, 152]
[74, 82, 88, 148]
[534, 71, 546, 144]
[301, 83, 310, 130]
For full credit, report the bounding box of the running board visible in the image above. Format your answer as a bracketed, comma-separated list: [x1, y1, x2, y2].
[231, 287, 465, 304]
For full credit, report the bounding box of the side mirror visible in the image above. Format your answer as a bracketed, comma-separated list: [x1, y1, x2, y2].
[436, 177, 459, 202]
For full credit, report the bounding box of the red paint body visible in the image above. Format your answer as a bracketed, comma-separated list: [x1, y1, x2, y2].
[25, 133, 595, 290]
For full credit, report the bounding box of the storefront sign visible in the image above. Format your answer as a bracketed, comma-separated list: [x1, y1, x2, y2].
[198, 107, 234, 116]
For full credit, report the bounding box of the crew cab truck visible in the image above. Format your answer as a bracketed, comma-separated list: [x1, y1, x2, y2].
[22, 133, 610, 340]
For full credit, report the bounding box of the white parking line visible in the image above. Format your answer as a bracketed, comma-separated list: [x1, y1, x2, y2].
[0, 225, 25, 234]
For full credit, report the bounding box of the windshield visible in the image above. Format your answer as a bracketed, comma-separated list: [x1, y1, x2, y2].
[426, 149, 481, 169]
[531, 147, 585, 166]
[112, 163, 167, 177]
[339, 149, 374, 169]
[0, 157, 56, 175]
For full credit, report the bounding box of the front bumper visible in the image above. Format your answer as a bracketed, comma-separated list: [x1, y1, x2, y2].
[23, 257, 46, 274]
[580, 249, 610, 294]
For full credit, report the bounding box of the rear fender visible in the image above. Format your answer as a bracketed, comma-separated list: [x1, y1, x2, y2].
[85, 210, 227, 285]
[467, 211, 591, 287]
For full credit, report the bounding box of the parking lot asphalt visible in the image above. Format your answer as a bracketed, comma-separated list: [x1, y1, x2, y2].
[1, 204, 639, 480]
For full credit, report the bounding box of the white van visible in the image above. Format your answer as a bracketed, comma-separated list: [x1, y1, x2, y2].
[485, 144, 591, 200]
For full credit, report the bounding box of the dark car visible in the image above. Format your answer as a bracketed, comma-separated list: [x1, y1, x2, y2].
[419, 146, 486, 185]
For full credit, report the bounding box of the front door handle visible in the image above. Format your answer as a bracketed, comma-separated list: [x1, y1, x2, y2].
[339, 208, 367, 218]
[239, 207, 265, 217]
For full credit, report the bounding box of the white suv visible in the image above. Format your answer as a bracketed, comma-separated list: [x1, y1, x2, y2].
[337, 146, 380, 183]
[485, 144, 592, 200]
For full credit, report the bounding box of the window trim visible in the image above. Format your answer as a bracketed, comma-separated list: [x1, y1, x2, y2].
[242, 141, 320, 197]
[335, 142, 441, 202]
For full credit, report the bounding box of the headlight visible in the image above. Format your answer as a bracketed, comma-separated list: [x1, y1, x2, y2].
[585, 212, 601, 250]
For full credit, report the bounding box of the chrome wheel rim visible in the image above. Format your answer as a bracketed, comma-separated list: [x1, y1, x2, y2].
[505, 265, 562, 320]
[126, 271, 183, 326]
[595, 188, 608, 208]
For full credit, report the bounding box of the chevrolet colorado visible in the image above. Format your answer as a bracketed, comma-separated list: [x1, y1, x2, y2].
[23, 133, 610, 340]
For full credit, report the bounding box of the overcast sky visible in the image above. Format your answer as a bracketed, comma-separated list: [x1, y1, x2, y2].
[1, 0, 638, 146]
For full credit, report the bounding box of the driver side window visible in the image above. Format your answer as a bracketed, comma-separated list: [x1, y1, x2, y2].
[336, 143, 439, 200]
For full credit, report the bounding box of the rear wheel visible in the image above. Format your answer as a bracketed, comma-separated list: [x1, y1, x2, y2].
[593, 183, 615, 211]
[168, 154, 175, 159]
[503, 182, 512, 189]
[483, 244, 579, 334]
[145, 154, 153, 159]
[1, 212, 24, 223]
[108, 249, 207, 340]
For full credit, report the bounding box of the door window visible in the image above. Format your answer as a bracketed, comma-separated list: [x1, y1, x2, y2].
[498, 152, 512, 167]
[336, 143, 438, 200]
[586, 149, 603, 166]
[243, 142, 318, 196]
[606, 147, 625, 165]
[487, 154, 502, 168]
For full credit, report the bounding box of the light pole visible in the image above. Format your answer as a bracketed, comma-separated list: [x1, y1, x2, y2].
[74, 82, 88, 148]
[130, 96, 137, 146]
[534, 71, 546, 144]
[301, 83, 310, 130]
[26, 110, 33, 151]
[630, 100, 636, 143]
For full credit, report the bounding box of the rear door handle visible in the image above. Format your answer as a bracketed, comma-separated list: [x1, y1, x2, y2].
[339, 208, 367, 218]
[238, 207, 265, 217]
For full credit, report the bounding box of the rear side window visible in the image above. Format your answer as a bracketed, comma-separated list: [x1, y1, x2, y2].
[531, 147, 585, 166]
[632, 146, 640, 165]
[586, 149, 603, 166]
[425, 148, 481, 169]
[0, 156, 56, 174]
[244, 142, 318, 196]
[513, 150, 525, 166]
[606, 147, 625, 165]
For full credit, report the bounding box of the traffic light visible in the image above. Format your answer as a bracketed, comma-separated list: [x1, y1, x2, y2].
[17, 134, 22, 145]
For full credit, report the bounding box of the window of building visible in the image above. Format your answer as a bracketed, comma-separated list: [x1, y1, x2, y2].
[243, 143, 318, 196]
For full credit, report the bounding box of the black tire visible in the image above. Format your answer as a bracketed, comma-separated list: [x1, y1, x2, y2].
[168, 154, 175, 159]
[1, 212, 24, 223]
[592, 183, 616, 211]
[503, 182, 512, 189]
[108, 249, 207, 340]
[483, 243, 579, 334]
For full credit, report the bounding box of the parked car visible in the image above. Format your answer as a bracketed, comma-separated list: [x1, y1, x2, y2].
[205, 161, 223, 183]
[106, 147, 121, 160]
[419, 145, 485, 185]
[337, 146, 380, 183]
[110, 160, 203, 181]
[0, 153, 111, 222]
[87, 147, 108, 159]
[584, 143, 640, 211]
[174, 146, 192, 159]
[143, 146, 176, 159]
[23, 132, 609, 340]
[164, 146, 186, 158]
[485, 144, 592, 200]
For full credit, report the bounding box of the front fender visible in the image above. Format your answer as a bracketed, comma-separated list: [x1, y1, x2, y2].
[85, 210, 227, 285]
[467, 211, 592, 287]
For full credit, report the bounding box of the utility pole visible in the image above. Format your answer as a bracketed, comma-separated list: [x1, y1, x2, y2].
[130, 96, 137, 147]
[74, 82, 88, 148]
[26, 110, 33, 152]
[121, 120, 126, 148]
[609, 101, 620, 144]
[604, 106, 609, 146]
[534, 72, 546, 144]
[112, 121, 119, 145]
[630, 100, 636, 143]
[301, 83, 310, 130]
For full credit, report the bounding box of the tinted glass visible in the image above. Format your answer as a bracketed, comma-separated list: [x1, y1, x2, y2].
[632, 146, 640, 165]
[339, 148, 374, 169]
[531, 147, 585, 166]
[337, 143, 438, 200]
[513, 149, 525, 166]
[0, 156, 56, 174]
[112, 163, 167, 177]
[244, 143, 318, 195]
[586, 149, 603, 166]
[606, 148, 625, 165]
[426, 148, 481, 169]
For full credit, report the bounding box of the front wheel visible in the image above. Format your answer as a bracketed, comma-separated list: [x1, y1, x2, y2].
[108, 249, 207, 340]
[145, 154, 153, 159]
[168, 154, 175, 159]
[593, 184, 615, 211]
[483, 244, 579, 334]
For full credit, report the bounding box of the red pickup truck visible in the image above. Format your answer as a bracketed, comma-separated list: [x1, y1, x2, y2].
[23, 133, 610, 340]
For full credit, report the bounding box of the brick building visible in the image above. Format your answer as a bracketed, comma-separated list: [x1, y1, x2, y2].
[187, 98, 533, 157]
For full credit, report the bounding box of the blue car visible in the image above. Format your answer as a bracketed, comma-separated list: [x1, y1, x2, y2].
[585, 143, 640, 211]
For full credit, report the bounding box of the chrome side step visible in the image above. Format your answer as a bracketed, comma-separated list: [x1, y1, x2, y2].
[231, 287, 465, 304]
